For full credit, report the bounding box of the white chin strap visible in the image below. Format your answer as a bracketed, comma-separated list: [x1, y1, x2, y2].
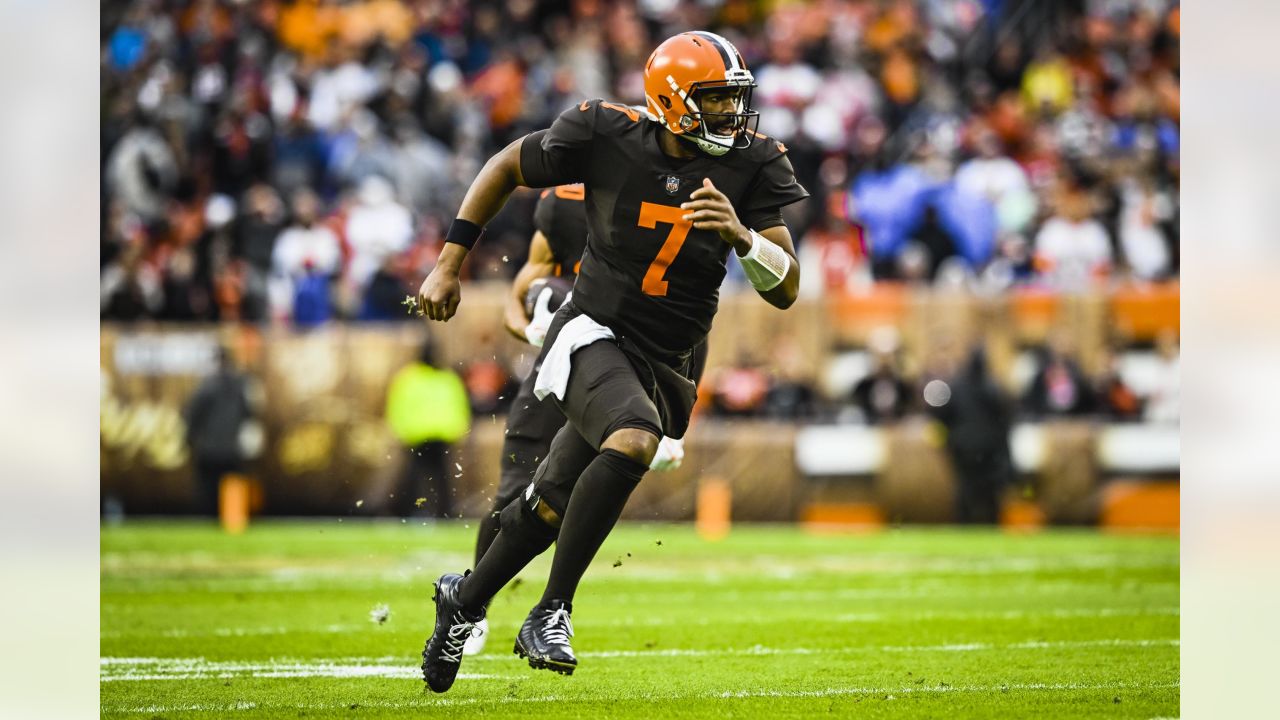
[678, 94, 737, 156]
[679, 131, 733, 156]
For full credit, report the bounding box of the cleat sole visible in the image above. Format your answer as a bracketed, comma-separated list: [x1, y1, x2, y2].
[513, 638, 576, 675]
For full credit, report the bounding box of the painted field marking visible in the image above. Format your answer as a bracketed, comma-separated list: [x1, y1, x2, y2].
[104, 576, 1177, 603]
[581, 638, 1179, 659]
[103, 670, 511, 682]
[101, 624, 362, 639]
[621, 606, 1180, 627]
[829, 607, 1179, 623]
[101, 605, 1180, 640]
[100, 638, 1179, 681]
[102, 553, 1178, 593]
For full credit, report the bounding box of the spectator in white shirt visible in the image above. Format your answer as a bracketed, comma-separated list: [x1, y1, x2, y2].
[1033, 186, 1113, 291]
[343, 175, 414, 293]
[1118, 174, 1174, 280]
[954, 128, 1037, 234]
[1144, 329, 1179, 425]
[269, 188, 342, 320]
[753, 41, 823, 144]
[306, 46, 380, 133]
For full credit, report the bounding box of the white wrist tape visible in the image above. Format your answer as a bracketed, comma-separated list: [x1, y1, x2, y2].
[738, 230, 790, 291]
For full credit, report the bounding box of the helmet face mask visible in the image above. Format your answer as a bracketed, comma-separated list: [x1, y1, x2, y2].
[644, 32, 760, 157]
[683, 82, 759, 156]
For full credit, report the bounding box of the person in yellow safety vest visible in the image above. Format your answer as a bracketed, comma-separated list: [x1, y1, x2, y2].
[385, 337, 471, 518]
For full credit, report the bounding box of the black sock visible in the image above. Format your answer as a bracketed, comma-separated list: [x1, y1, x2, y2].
[541, 449, 647, 605]
[458, 497, 556, 610]
[473, 505, 502, 568]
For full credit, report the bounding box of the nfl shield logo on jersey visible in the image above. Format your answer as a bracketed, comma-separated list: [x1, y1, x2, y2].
[665, 175, 681, 195]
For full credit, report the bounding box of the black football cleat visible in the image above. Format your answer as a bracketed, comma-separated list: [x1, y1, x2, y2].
[513, 599, 577, 675]
[421, 572, 485, 693]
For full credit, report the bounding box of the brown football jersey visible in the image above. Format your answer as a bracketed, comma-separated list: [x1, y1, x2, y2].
[533, 184, 588, 277]
[520, 99, 809, 357]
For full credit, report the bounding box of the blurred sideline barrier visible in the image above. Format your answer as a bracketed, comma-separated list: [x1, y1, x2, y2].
[101, 282, 1178, 528]
[796, 421, 1178, 530]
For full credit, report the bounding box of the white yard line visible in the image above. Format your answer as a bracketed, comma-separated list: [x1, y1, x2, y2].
[830, 607, 1179, 623]
[110, 572, 1180, 597]
[116, 701, 259, 713]
[606, 606, 1180, 626]
[105, 680, 1181, 713]
[103, 554, 1178, 594]
[101, 606, 1179, 640]
[710, 680, 1181, 700]
[567, 638, 1180, 659]
[100, 638, 1179, 681]
[602, 580, 1180, 604]
[106, 577, 1175, 602]
[101, 624, 361, 640]
[102, 666, 509, 676]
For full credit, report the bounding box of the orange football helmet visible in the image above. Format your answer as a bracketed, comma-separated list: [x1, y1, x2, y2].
[643, 31, 759, 156]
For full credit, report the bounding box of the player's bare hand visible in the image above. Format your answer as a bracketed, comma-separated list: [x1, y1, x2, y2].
[417, 267, 462, 322]
[681, 178, 750, 251]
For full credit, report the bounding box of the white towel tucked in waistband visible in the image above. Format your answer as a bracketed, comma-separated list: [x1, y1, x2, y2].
[533, 312, 616, 402]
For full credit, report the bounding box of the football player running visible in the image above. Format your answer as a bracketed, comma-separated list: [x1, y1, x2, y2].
[462, 184, 701, 656]
[418, 31, 808, 692]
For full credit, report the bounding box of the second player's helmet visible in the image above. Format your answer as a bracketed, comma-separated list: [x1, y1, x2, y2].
[643, 31, 759, 157]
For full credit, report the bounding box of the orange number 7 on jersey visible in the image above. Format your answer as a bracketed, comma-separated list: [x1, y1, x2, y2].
[638, 202, 692, 297]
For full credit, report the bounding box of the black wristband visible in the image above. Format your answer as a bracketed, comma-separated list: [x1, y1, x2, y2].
[445, 218, 484, 250]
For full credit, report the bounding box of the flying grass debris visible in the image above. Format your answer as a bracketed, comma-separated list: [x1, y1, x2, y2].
[396, 295, 422, 315]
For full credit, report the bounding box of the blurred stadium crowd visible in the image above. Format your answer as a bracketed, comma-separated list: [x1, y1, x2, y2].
[699, 325, 1179, 425]
[101, 0, 1179, 326]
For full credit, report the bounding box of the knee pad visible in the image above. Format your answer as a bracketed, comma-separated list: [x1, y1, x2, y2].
[498, 493, 559, 545]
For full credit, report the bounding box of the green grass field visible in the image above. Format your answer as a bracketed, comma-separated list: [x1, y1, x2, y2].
[101, 521, 1179, 718]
